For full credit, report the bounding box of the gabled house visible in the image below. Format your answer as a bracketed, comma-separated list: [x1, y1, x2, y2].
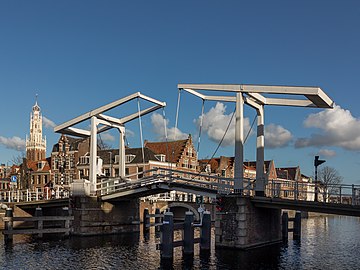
[51, 135, 90, 190]
[144, 134, 198, 172]
[199, 157, 276, 181]
[274, 166, 307, 200]
[25, 158, 52, 195]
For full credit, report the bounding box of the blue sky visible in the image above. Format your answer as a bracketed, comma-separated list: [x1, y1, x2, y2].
[1, 1, 360, 183]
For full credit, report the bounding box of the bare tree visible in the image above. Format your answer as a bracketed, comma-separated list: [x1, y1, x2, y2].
[11, 151, 26, 165]
[318, 166, 343, 201]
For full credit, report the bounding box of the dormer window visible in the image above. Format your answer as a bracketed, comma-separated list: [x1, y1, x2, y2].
[155, 154, 166, 162]
[37, 161, 45, 170]
[80, 156, 90, 164]
[125, 154, 136, 164]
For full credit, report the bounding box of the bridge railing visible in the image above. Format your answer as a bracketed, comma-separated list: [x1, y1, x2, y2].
[266, 179, 360, 206]
[96, 167, 256, 197]
[0, 188, 69, 203]
[96, 168, 164, 195]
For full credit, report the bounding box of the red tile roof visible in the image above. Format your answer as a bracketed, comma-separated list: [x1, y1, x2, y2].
[26, 158, 51, 172]
[144, 139, 188, 163]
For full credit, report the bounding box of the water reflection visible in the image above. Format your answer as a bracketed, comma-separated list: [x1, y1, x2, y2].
[1, 216, 360, 269]
[215, 244, 282, 270]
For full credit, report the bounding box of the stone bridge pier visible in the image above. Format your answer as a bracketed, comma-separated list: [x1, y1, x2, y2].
[71, 196, 140, 235]
[215, 195, 282, 249]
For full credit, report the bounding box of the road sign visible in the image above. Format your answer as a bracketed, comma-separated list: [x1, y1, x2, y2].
[196, 195, 203, 204]
[11, 176, 17, 183]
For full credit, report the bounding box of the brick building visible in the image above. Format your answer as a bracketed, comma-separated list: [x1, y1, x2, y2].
[51, 135, 90, 190]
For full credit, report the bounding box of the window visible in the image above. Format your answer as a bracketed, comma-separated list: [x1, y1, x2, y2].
[205, 164, 211, 173]
[188, 148, 192, 157]
[183, 159, 189, 168]
[37, 162, 44, 170]
[138, 167, 144, 179]
[221, 169, 226, 177]
[115, 155, 120, 164]
[125, 154, 136, 164]
[191, 162, 196, 170]
[80, 156, 90, 164]
[155, 154, 166, 162]
[125, 168, 129, 176]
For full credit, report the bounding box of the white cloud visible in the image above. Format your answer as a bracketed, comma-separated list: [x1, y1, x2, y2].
[43, 116, 56, 128]
[0, 136, 26, 151]
[318, 149, 336, 158]
[125, 129, 135, 138]
[151, 113, 188, 140]
[101, 132, 115, 142]
[265, 124, 293, 148]
[295, 105, 360, 150]
[195, 102, 252, 147]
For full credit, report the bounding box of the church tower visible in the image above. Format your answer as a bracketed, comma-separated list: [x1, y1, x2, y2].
[26, 96, 46, 161]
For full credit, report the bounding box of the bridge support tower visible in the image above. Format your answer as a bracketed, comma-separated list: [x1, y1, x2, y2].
[215, 195, 282, 249]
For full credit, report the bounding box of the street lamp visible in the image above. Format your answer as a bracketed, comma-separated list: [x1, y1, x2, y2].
[314, 155, 326, 202]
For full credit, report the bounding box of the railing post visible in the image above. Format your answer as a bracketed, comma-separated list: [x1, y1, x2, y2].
[4, 208, 13, 244]
[183, 211, 194, 255]
[35, 207, 43, 239]
[161, 212, 174, 260]
[63, 207, 70, 237]
[339, 186, 342, 204]
[143, 208, 150, 234]
[200, 211, 211, 252]
[352, 184, 355, 206]
[282, 211, 289, 241]
[293, 211, 301, 240]
[155, 208, 161, 233]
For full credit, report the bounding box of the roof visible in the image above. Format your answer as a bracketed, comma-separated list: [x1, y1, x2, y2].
[97, 147, 163, 164]
[144, 138, 189, 163]
[26, 158, 51, 173]
[199, 157, 272, 173]
[52, 135, 88, 152]
[276, 167, 299, 180]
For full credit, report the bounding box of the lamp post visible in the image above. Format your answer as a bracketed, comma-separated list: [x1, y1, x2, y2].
[314, 156, 326, 202]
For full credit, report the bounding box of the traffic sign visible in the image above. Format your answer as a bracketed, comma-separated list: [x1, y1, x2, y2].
[11, 176, 17, 183]
[196, 195, 203, 204]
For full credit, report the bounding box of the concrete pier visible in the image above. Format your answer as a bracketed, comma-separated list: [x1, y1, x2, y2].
[215, 195, 282, 249]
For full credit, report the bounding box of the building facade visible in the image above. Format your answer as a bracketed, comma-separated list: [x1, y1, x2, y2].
[51, 135, 90, 191]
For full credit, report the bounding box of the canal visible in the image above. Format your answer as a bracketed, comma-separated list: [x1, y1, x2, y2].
[1, 215, 360, 269]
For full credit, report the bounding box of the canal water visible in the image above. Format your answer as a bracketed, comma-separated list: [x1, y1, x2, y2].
[1, 215, 360, 269]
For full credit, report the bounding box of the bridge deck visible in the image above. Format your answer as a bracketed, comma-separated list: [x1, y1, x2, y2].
[252, 196, 360, 217]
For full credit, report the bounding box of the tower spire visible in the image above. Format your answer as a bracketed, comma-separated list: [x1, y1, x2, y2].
[26, 95, 46, 161]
